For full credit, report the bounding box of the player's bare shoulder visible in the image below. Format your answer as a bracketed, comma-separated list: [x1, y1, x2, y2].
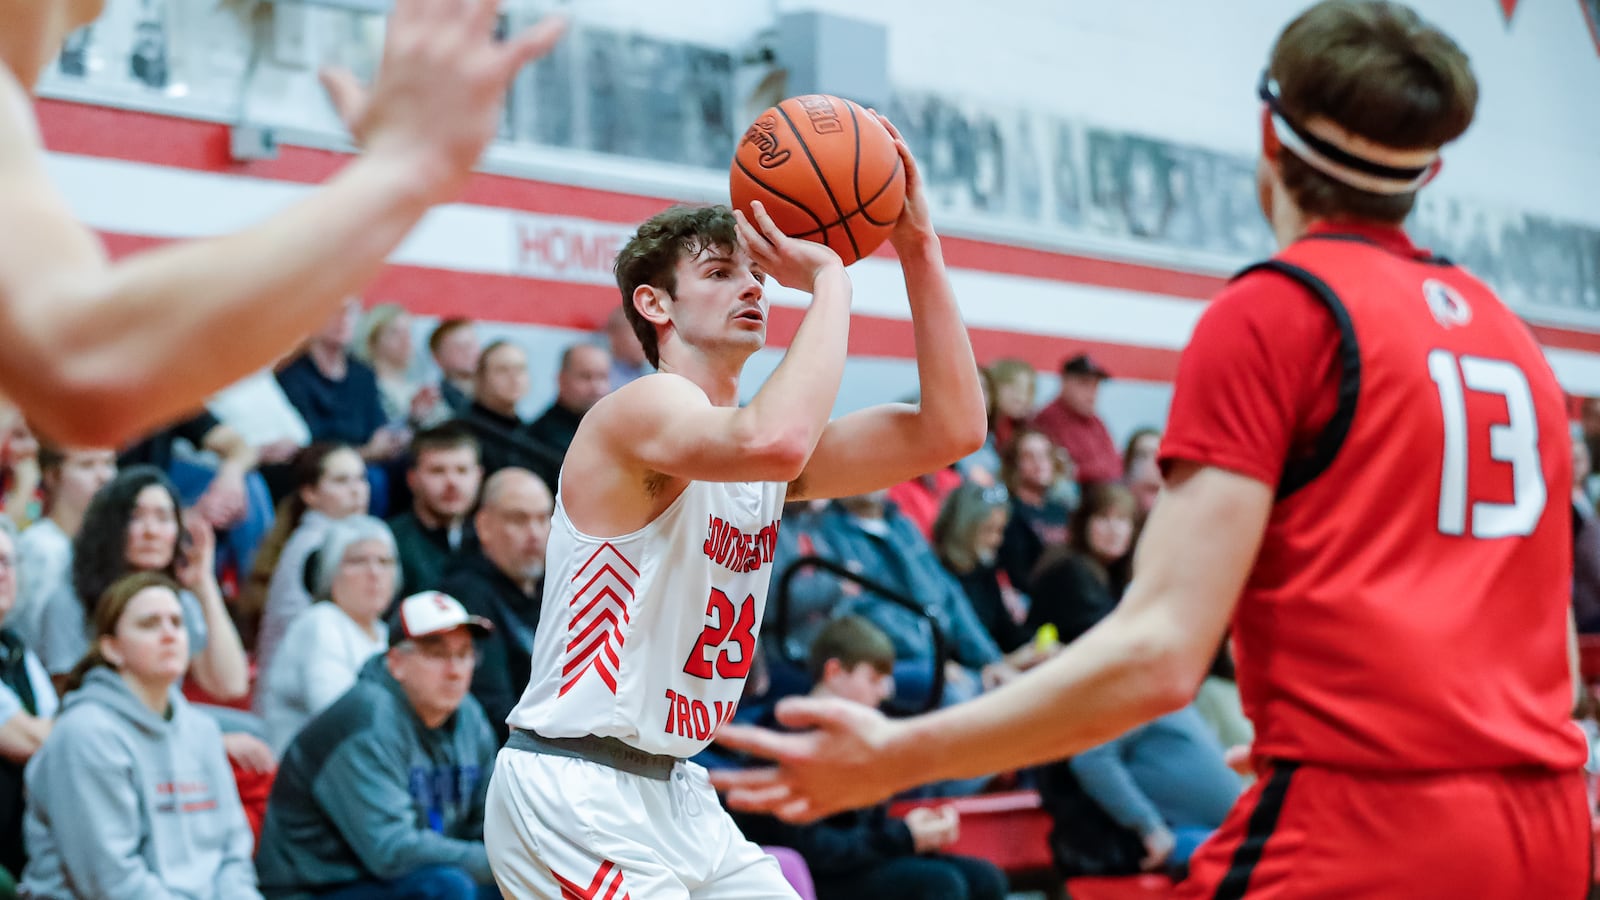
[577, 372, 711, 452]
[561, 372, 706, 534]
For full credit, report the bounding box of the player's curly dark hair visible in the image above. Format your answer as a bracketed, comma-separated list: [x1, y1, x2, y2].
[612, 204, 739, 369]
[72, 465, 184, 616]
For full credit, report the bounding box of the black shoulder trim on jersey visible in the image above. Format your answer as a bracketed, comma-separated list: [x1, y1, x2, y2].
[1297, 231, 1454, 266]
[1233, 260, 1362, 500]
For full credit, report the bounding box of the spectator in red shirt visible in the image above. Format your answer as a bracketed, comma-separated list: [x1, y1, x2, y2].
[1030, 354, 1121, 486]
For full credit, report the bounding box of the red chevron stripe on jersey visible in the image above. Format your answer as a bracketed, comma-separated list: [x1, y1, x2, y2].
[560, 543, 638, 697]
[554, 860, 629, 900]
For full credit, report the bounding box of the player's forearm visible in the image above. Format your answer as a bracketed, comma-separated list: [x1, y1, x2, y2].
[899, 237, 986, 459]
[25, 153, 435, 443]
[887, 609, 1192, 788]
[743, 266, 852, 456]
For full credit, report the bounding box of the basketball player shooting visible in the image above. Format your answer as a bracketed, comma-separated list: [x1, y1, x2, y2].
[0, 0, 562, 444]
[482, 115, 986, 899]
[715, 4, 1592, 898]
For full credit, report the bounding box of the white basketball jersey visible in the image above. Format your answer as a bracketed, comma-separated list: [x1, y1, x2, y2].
[506, 478, 788, 758]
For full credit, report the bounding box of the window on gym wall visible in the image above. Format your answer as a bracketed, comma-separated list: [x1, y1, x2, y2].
[36, 0, 1600, 321]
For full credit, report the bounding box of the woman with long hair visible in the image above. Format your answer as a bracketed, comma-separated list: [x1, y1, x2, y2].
[245, 443, 369, 677]
[257, 515, 397, 754]
[35, 466, 248, 704]
[1025, 482, 1138, 645]
[933, 482, 1054, 672]
[21, 572, 262, 899]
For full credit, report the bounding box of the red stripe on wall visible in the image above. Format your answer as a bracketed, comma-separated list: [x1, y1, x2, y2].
[96, 231, 1186, 378]
[45, 101, 1226, 298]
[95, 230, 1600, 374]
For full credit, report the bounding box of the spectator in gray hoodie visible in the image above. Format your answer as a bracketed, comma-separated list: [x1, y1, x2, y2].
[255, 591, 498, 900]
[20, 571, 261, 900]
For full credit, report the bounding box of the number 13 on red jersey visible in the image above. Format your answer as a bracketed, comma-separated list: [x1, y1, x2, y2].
[1428, 349, 1549, 539]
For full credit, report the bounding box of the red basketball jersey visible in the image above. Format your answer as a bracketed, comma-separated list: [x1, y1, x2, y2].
[1163, 226, 1586, 772]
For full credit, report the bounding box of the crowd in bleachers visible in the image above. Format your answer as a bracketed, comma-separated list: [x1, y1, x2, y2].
[0, 299, 1319, 899]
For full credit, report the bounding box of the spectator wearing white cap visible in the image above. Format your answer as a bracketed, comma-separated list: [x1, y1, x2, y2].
[256, 591, 498, 900]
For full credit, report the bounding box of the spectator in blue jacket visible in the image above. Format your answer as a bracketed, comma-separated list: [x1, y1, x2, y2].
[815, 492, 1018, 709]
[255, 591, 498, 900]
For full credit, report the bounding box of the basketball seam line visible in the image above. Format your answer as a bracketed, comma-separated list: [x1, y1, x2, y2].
[845, 102, 866, 253]
[858, 157, 905, 228]
[787, 161, 904, 237]
[734, 157, 829, 238]
[775, 103, 862, 262]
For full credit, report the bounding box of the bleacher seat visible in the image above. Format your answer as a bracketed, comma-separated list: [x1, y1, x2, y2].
[889, 790, 1055, 882]
[1064, 874, 1175, 899]
[888, 790, 1177, 897]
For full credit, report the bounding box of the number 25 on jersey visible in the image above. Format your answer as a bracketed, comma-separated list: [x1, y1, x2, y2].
[682, 588, 756, 680]
[1428, 349, 1548, 539]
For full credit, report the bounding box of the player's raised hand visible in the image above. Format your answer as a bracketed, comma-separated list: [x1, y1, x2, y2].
[734, 200, 843, 295]
[868, 111, 935, 251]
[321, 0, 567, 202]
[710, 695, 904, 822]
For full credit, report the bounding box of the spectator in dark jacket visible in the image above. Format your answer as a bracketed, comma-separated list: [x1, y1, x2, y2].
[255, 592, 498, 900]
[1025, 483, 1137, 645]
[456, 340, 561, 481]
[524, 342, 610, 491]
[277, 300, 408, 516]
[0, 522, 56, 888]
[276, 300, 403, 462]
[996, 429, 1073, 593]
[734, 616, 1007, 900]
[428, 318, 480, 418]
[439, 468, 551, 743]
[387, 424, 482, 595]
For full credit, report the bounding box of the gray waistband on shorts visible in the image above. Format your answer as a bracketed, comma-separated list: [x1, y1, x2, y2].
[506, 729, 678, 781]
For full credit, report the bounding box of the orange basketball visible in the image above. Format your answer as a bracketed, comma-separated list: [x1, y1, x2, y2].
[729, 94, 906, 266]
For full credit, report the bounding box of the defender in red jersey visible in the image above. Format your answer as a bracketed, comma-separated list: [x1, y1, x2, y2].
[716, 3, 1591, 897]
